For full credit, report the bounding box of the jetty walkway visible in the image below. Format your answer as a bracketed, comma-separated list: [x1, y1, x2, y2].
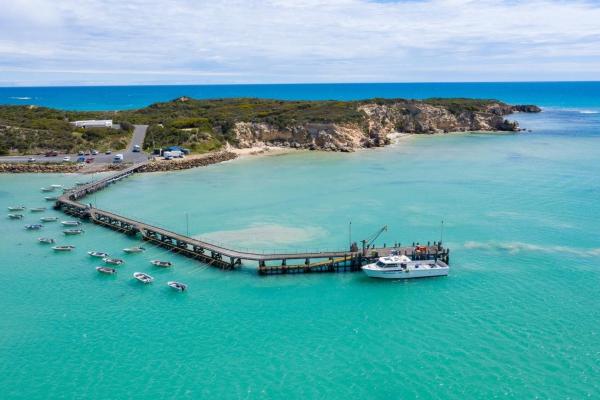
[55, 162, 450, 274]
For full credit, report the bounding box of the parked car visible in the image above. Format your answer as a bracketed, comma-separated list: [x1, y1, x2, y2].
[91, 150, 99, 155]
[105, 150, 112, 155]
[77, 156, 86, 163]
[77, 151, 85, 156]
[133, 145, 141, 152]
[113, 154, 124, 163]
[84, 151, 91, 156]
[44, 151, 58, 157]
[27, 157, 36, 162]
[62, 156, 71, 162]
[85, 157, 95, 164]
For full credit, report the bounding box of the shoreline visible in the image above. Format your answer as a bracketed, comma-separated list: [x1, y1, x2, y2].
[0, 129, 521, 174]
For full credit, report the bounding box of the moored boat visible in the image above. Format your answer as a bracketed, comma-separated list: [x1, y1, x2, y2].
[50, 184, 63, 189]
[30, 207, 46, 212]
[61, 220, 81, 226]
[88, 251, 109, 258]
[63, 229, 84, 235]
[40, 216, 59, 222]
[38, 237, 56, 244]
[133, 272, 154, 284]
[167, 281, 187, 292]
[8, 206, 26, 211]
[123, 246, 146, 253]
[40, 187, 54, 192]
[361, 254, 449, 279]
[8, 214, 24, 219]
[151, 260, 173, 268]
[25, 224, 43, 230]
[44, 196, 58, 201]
[103, 257, 124, 265]
[96, 266, 117, 275]
[52, 245, 75, 251]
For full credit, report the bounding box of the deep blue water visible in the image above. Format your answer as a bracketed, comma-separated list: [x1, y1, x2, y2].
[1, 81, 599, 110]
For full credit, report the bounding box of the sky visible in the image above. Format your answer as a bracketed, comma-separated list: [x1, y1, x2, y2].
[1, 0, 600, 86]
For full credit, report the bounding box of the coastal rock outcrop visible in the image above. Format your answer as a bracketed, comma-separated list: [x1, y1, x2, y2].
[230, 101, 540, 152]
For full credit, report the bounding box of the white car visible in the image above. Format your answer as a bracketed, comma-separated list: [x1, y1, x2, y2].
[62, 156, 71, 162]
[27, 157, 36, 162]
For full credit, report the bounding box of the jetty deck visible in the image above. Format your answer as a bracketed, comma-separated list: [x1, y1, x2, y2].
[55, 162, 450, 274]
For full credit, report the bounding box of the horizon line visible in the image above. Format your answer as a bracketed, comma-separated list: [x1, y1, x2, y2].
[1, 80, 599, 89]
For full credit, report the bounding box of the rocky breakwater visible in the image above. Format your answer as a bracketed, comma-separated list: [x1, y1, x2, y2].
[0, 162, 83, 173]
[139, 151, 237, 173]
[231, 101, 541, 152]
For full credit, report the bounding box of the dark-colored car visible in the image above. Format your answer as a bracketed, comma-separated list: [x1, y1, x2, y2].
[85, 157, 95, 164]
[44, 151, 58, 157]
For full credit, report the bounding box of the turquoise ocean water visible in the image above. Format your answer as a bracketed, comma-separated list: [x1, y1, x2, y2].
[1, 83, 599, 399]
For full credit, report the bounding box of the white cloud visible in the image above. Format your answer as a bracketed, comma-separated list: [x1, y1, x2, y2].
[1, 0, 600, 85]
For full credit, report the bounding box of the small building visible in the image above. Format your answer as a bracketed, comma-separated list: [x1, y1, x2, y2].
[71, 120, 113, 128]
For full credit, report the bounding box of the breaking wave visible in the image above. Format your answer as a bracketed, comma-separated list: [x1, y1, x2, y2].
[9, 96, 32, 100]
[463, 241, 600, 257]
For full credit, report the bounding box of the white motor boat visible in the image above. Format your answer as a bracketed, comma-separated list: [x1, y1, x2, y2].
[25, 224, 43, 230]
[63, 229, 84, 235]
[61, 221, 81, 226]
[167, 281, 188, 292]
[8, 214, 24, 219]
[8, 206, 26, 212]
[40, 216, 59, 222]
[362, 254, 449, 279]
[38, 237, 56, 244]
[96, 266, 117, 275]
[151, 260, 173, 268]
[41, 187, 54, 192]
[103, 257, 124, 265]
[123, 246, 145, 253]
[52, 245, 75, 251]
[88, 251, 109, 258]
[133, 272, 154, 284]
[30, 207, 46, 212]
[44, 196, 58, 201]
[50, 184, 63, 189]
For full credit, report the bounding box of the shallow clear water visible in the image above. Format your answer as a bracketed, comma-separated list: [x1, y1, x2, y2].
[1, 105, 600, 397]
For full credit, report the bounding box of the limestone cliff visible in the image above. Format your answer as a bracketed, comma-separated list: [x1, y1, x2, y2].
[230, 101, 540, 152]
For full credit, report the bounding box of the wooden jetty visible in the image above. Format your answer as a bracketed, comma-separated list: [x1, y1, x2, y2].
[55, 162, 450, 275]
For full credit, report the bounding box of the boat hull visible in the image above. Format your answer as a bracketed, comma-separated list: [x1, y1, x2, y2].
[362, 261, 449, 279]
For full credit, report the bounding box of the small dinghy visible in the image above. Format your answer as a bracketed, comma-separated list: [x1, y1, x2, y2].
[167, 281, 188, 292]
[40, 187, 54, 192]
[133, 272, 154, 284]
[50, 184, 63, 189]
[61, 220, 81, 226]
[96, 266, 117, 275]
[123, 246, 146, 253]
[25, 224, 43, 230]
[38, 237, 55, 244]
[44, 196, 58, 201]
[88, 251, 109, 258]
[63, 229, 84, 235]
[151, 260, 173, 268]
[40, 216, 59, 222]
[8, 214, 24, 219]
[102, 257, 124, 265]
[53, 245, 75, 251]
[30, 207, 46, 212]
[8, 206, 26, 211]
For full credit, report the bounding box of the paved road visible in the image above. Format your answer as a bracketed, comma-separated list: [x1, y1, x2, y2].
[0, 125, 149, 165]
